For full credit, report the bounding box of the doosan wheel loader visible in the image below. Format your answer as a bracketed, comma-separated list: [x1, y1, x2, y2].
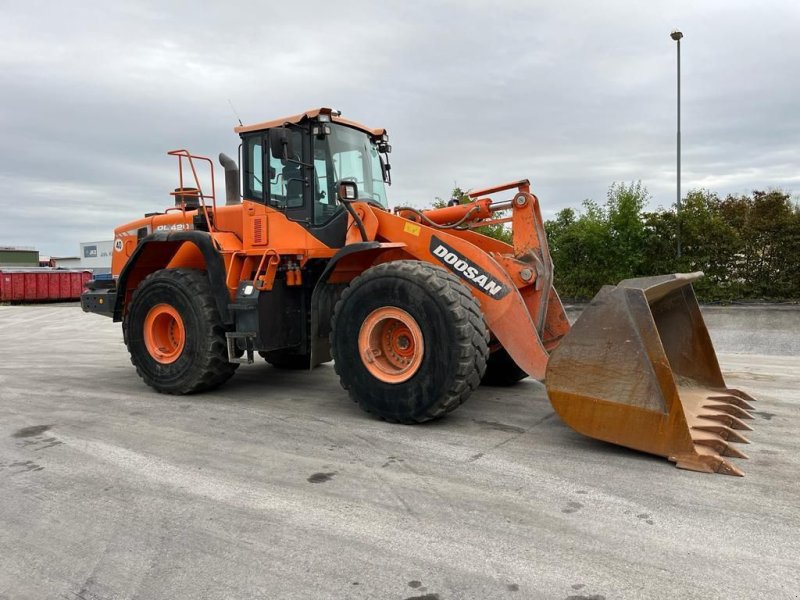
[82, 108, 757, 476]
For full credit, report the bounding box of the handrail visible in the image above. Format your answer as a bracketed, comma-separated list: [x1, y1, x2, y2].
[167, 149, 217, 232]
[253, 249, 280, 291]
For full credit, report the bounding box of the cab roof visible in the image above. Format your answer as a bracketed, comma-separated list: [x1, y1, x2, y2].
[234, 107, 386, 137]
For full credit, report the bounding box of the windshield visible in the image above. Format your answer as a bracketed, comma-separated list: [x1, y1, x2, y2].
[314, 123, 388, 210]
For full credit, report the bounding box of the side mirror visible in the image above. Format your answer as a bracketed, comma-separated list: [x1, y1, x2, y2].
[337, 180, 358, 202]
[269, 127, 294, 161]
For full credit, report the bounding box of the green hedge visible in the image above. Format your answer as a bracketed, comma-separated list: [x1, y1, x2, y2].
[545, 183, 800, 302]
[435, 183, 799, 302]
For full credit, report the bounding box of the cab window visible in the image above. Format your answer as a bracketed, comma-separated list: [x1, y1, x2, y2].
[268, 129, 305, 209]
[312, 145, 340, 225]
[243, 136, 263, 200]
[311, 124, 388, 225]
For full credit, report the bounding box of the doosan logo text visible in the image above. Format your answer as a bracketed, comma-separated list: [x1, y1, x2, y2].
[430, 238, 508, 298]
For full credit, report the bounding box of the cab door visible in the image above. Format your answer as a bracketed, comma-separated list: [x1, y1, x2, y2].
[265, 127, 348, 249]
[241, 127, 349, 250]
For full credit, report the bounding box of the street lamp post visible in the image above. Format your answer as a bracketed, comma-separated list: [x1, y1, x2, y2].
[671, 29, 683, 258]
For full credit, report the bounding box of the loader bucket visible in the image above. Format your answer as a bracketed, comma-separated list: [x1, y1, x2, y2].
[545, 272, 756, 476]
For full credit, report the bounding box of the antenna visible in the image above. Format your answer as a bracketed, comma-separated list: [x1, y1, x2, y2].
[227, 99, 243, 126]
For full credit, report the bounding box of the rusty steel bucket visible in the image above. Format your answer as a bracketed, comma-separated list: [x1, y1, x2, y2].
[545, 272, 756, 476]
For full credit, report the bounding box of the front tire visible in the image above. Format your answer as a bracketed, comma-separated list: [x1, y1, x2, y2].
[331, 261, 489, 423]
[481, 347, 529, 386]
[123, 268, 238, 394]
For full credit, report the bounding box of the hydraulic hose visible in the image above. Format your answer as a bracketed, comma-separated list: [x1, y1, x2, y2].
[344, 201, 369, 241]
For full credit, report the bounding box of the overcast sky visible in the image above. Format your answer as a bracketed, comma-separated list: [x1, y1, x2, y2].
[1, 0, 798, 257]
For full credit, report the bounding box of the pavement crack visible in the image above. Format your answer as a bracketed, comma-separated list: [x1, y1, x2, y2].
[468, 413, 555, 462]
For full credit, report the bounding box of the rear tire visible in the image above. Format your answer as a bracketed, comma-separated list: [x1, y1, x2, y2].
[123, 268, 238, 394]
[481, 347, 529, 386]
[331, 261, 489, 423]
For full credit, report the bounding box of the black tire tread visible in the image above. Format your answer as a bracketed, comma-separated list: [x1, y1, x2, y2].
[482, 347, 529, 386]
[331, 260, 489, 423]
[123, 268, 238, 394]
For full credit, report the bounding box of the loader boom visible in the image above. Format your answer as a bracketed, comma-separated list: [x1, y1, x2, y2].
[369, 179, 569, 380]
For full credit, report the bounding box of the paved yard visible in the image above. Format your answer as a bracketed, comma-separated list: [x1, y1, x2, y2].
[0, 304, 798, 600]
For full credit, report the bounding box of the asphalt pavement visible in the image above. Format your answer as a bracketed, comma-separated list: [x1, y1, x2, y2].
[0, 304, 798, 600]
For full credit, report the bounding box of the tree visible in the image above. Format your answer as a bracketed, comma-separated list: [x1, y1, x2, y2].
[673, 189, 741, 300]
[432, 182, 800, 301]
[729, 190, 800, 299]
[546, 182, 651, 298]
[605, 181, 649, 281]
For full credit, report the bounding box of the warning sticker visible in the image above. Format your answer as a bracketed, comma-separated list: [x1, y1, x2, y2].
[403, 222, 421, 236]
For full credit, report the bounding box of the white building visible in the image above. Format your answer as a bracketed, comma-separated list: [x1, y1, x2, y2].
[53, 240, 113, 273]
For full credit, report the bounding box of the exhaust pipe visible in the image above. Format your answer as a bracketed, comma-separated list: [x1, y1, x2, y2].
[219, 153, 240, 205]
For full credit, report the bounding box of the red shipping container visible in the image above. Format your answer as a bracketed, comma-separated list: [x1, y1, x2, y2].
[36, 273, 49, 300]
[48, 272, 60, 299]
[25, 273, 35, 300]
[0, 273, 10, 302]
[0, 269, 92, 302]
[72, 274, 80, 299]
[13, 274, 24, 301]
[58, 274, 70, 299]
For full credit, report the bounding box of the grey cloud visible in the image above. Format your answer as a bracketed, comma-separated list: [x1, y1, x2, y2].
[1, 0, 798, 256]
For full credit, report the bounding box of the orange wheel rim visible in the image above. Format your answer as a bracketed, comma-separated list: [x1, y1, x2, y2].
[358, 307, 424, 383]
[143, 303, 185, 364]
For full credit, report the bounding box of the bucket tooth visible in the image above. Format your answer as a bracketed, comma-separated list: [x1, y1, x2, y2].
[707, 394, 755, 411]
[691, 425, 751, 444]
[692, 438, 749, 459]
[697, 413, 753, 431]
[710, 459, 745, 477]
[672, 454, 745, 477]
[701, 403, 754, 420]
[724, 388, 757, 403]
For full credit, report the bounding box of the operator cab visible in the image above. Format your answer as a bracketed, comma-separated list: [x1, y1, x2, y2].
[236, 108, 392, 247]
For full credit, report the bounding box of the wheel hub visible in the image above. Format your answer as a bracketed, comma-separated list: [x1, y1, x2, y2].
[143, 303, 185, 364]
[358, 307, 424, 383]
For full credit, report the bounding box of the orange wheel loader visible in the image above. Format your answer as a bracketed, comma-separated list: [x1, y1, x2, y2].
[81, 108, 757, 475]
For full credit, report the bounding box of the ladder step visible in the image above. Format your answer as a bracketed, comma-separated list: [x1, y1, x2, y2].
[226, 331, 256, 364]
